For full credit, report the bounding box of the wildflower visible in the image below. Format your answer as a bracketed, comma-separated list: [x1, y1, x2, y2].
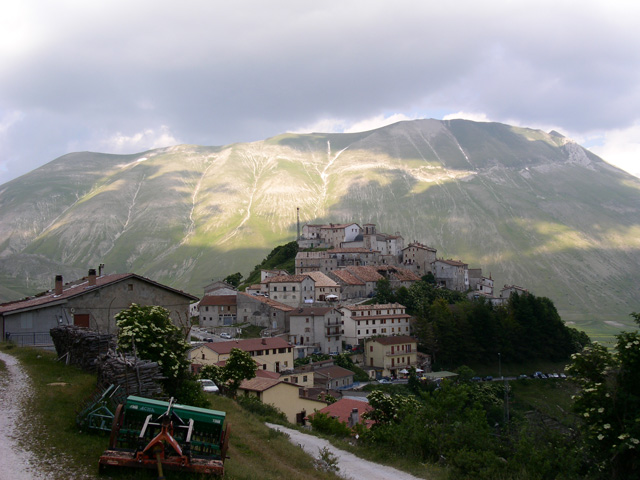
[604, 424, 611, 429]
[631, 438, 639, 445]
[598, 408, 604, 413]
[597, 434, 604, 440]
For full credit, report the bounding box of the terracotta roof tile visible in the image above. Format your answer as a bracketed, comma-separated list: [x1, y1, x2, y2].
[0, 273, 198, 314]
[329, 270, 365, 285]
[371, 335, 416, 346]
[199, 295, 237, 307]
[204, 336, 292, 354]
[313, 398, 374, 428]
[304, 271, 338, 287]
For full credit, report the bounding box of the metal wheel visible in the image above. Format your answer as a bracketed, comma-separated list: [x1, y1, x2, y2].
[108, 403, 125, 449]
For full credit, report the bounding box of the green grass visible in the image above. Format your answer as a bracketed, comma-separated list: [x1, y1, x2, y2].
[0, 344, 343, 480]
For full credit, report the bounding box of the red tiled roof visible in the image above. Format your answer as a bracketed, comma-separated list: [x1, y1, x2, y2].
[203, 336, 292, 354]
[313, 398, 374, 428]
[434, 259, 467, 267]
[314, 365, 355, 379]
[330, 270, 365, 285]
[0, 273, 198, 314]
[239, 377, 282, 392]
[261, 274, 312, 284]
[304, 271, 338, 287]
[328, 248, 379, 254]
[345, 266, 384, 282]
[342, 303, 406, 311]
[289, 306, 336, 316]
[199, 295, 237, 307]
[402, 242, 437, 252]
[237, 292, 295, 311]
[320, 223, 359, 230]
[372, 335, 416, 346]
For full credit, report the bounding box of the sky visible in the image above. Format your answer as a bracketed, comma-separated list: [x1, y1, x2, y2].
[1, 0, 640, 185]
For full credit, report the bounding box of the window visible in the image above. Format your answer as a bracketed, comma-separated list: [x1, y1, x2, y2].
[201, 353, 205, 360]
[128, 284, 133, 291]
[273, 286, 278, 291]
[283, 286, 287, 291]
[292, 286, 296, 291]
[303, 375, 308, 382]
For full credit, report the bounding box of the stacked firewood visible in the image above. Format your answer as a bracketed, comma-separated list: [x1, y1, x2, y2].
[50, 325, 115, 371]
[97, 350, 165, 400]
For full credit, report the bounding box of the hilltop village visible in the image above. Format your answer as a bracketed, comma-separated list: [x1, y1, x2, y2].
[198, 222, 526, 345]
[0, 221, 529, 426]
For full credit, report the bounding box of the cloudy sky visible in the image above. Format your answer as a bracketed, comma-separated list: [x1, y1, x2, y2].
[1, 0, 640, 185]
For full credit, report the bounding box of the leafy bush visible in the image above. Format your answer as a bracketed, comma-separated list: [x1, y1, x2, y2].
[236, 394, 287, 423]
[309, 412, 352, 437]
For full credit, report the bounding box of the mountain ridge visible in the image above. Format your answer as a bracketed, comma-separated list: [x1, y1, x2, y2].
[1, 119, 639, 339]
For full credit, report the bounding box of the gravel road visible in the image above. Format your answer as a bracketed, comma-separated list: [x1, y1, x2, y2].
[0, 351, 46, 480]
[265, 422, 424, 480]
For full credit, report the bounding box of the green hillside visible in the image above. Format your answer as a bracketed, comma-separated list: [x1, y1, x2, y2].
[1, 119, 639, 339]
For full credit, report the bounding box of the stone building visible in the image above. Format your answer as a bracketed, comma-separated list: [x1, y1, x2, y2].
[0, 270, 198, 345]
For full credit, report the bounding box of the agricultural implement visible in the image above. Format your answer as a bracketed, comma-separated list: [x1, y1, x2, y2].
[99, 395, 230, 476]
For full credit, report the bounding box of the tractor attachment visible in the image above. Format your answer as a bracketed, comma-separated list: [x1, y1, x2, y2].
[99, 395, 230, 476]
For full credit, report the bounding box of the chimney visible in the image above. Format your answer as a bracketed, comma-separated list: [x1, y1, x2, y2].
[349, 408, 359, 428]
[88, 269, 97, 286]
[54, 275, 63, 295]
[262, 337, 266, 345]
[98, 263, 105, 276]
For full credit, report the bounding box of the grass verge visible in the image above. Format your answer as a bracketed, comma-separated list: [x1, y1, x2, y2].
[0, 343, 343, 480]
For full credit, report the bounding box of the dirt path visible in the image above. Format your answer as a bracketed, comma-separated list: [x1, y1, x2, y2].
[0, 351, 46, 480]
[265, 423, 424, 480]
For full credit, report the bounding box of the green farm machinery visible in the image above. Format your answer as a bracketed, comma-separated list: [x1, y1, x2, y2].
[99, 395, 230, 476]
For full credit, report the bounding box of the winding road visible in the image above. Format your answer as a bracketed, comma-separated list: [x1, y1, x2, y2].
[0, 351, 46, 480]
[266, 423, 425, 480]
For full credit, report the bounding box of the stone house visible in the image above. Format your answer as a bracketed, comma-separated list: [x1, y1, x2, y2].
[313, 365, 355, 390]
[342, 266, 384, 297]
[199, 294, 237, 328]
[328, 248, 380, 268]
[0, 270, 198, 346]
[203, 280, 236, 296]
[402, 242, 437, 275]
[262, 274, 315, 307]
[432, 259, 469, 292]
[339, 303, 412, 345]
[500, 285, 528, 298]
[189, 336, 294, 374]
[236, 292, 294, 332]
[288, 306, 342, 357]
[295, 251, 338, 274]
[365, 335, 418, 378]
[327, 269, 366, 299]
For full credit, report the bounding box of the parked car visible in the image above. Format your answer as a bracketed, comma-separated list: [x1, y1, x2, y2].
[483, 375, 493, 382]
[198, 379, 219, 393]
[377, 378, 391, 384]
[471, 376, 482, 382]
[518, 374, 528, 380]
[539, 373, 548, 379]
[559, 373, 567, 379]
[204, 337, 214, 343]
[219, 332, 231, 339]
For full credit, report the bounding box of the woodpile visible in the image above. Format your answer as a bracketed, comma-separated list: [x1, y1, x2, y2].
[50, 325, 115, 371]
[97, 350, 164, 400]
[50, 325, 164, 399]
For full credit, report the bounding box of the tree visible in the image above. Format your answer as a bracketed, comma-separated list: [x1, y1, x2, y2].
[567, 313, 640, 479]
[205, 348, 257, 397]
[116, 304, 190, 382]
[223, 272, 243, 288]
[373, 278, 394, 304]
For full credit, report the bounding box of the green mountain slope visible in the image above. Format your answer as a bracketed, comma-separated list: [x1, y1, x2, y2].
[1, 119, 638, 338]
